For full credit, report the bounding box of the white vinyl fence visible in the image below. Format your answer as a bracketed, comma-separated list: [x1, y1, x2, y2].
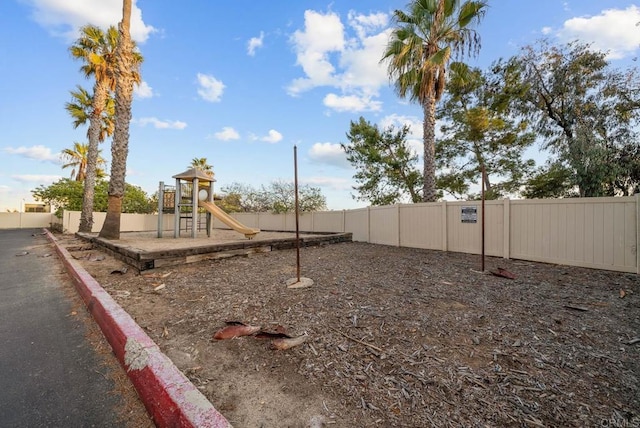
[1, 195, 637, 273]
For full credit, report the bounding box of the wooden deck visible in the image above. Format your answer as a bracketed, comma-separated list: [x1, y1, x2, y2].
[75, 229, 352, 271]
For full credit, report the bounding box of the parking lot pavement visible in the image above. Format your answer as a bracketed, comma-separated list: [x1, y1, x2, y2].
[0, 229, 128, 427]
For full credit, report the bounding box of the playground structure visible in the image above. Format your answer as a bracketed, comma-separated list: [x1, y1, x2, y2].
[157, 168, 259, 239]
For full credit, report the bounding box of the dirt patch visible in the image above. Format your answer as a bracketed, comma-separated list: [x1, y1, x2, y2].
[57, 233, 640, 427]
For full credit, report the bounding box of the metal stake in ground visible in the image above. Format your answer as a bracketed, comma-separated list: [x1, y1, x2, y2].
[481, 164, 486, 272]
[286, 145, 314, 289]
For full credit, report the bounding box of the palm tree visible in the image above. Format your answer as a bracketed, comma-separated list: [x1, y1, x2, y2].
[65, 85, 115, 143]
[99, 0, 139, 239]
[70, 25, 119, 233]
[60, 142, 106, 181]
[382, 0, 487, 202]
[189, 157, 214, 176]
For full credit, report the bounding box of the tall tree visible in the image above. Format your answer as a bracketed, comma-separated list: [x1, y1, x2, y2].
[268, 180, 327, 213]
[382, 0, 487, 202]
[189, 157, 214, 177]
[496, 40, 640, 197]
[341, 117, 422, 205]
[521, 162, 576, 199]
[99, 0, 140, 239]
[436, 63, 535, 199]
[70, 25, 119, 233]
[65, 85, 115, 144]
[220, 181, 327, 213]
[219, 182, 271, 212]
[32, 179, 154, 218]
[60, 142, 106, 181]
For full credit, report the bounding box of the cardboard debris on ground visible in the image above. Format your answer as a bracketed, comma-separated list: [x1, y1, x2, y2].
[271, 335, 308, 350]
[490, 267, 517, 280]
[213, 322, 261, 340]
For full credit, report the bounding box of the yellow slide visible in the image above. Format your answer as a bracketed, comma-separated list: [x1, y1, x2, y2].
[199, 201, 260, 239]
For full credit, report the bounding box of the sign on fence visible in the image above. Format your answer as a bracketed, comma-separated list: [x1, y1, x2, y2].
[461, 206, 477, 223]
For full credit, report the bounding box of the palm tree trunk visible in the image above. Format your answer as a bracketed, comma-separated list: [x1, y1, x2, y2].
[79, 82, 107, 233]
[422, 95, 438, 202]
[99, 0, 135, 240]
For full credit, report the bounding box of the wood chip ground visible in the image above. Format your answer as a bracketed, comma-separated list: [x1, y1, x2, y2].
[59, 235, 640, 428]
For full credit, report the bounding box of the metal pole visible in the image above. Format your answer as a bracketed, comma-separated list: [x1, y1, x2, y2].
[294, 145, 301, 282]
[157, 181, 164, 238]
[174, 178, 181, 238]
[192, 178, 198, 238]
[481, 164, 486, 272]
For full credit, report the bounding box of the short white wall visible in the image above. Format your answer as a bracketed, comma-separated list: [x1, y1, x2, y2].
[0, 213, 57, 229]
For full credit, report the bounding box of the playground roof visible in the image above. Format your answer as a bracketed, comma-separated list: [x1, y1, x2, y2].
[172, 168, 216, 182]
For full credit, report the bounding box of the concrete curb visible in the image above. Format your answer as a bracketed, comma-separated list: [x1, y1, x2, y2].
[45, 229, 232, 428]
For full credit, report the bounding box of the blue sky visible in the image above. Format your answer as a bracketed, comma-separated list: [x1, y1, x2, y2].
[1, 1, 639, 212]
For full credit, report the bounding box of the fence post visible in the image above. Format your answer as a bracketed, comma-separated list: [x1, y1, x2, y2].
[396, 205, 401, 247]
[367, 206, 371, 243]
[342, 210, 346, 233]
[441, 201, 448, 252]
[65, 210, 70, 233]
[503, 198, 510, 259]
[157, 181, 164, 238]
[636, 193, 639, 275]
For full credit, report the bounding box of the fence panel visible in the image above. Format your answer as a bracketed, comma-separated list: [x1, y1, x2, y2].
[446, 202, 482, 254]
[399, 203, 444, 250]
[484, 202, 505, 257]
[369, 206, 399, 246]
[442, 201, 505, 257]
[510, 197, 637, 273]
[0, 213, 56, 229]
[296, 213, 314, 232]
[255, 213, 286, 231]
[231, 213, 259, 229]
[313, 211, 344, 233]
[344, 208, 369, 242]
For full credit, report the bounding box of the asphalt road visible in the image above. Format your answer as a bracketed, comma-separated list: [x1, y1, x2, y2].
[0, 229, 128, 427]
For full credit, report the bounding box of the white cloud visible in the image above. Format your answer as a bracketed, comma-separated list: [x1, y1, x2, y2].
[137, 117, 187, 129]
[287, 10, 345, 95]
[261, 129, 283, 143]
[348, 10, 388, 40]
[379, 114, 422, 136]
[554, 6, 640, 59]
[213, 127, 240, 141]
[339, 29, 390, 93]
[287, 10, 391, 113]
[134, 81, 153, 98]
[247, 31, 264, 56]
[304, 176, 352, 191]
[323, 93, 382, 112]
[308, 142, 350, 168]
[24, 0, 156, 43]
[125, 166, 142, 177]
[11, 174, 62, 184]
[4, 145, 60, 163]
[196, 73, 225, 102]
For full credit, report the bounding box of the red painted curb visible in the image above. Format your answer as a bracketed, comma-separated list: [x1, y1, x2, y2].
[45, 230, 232, 428]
